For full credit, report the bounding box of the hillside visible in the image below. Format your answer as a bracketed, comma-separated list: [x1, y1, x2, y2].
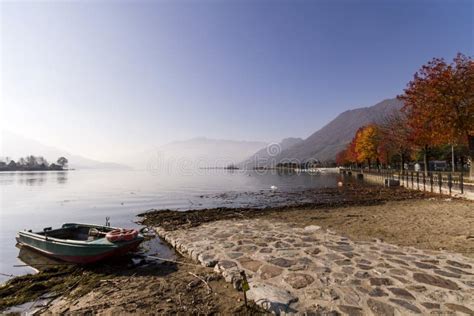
[248, 98, 403, 166]
[238, 137, 303, 169]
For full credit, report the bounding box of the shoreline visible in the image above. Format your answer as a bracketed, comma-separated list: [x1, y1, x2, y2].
[1, 186, 473, 314]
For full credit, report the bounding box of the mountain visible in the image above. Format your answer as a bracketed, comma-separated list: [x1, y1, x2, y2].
[254, 98, 403, 166]
[238, 137, 304, 169]
[141, 137, 268, 170]
[0, 130, 130, 170]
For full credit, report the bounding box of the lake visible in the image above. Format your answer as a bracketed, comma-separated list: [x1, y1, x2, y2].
[0, 169, 340, 283]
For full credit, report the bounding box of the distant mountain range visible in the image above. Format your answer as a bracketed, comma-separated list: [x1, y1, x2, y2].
[238, 137, 304, 169]
[142, 137, 268, 170]
[240, 98, 403, 167]
[2, 98, 403, 170]
[1, 130, 130, 170]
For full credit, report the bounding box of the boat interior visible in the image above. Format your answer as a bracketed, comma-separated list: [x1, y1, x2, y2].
[36, 225, 110, 241]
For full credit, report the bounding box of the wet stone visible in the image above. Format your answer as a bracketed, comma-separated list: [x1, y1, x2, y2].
[259, 265, 283, 280]
[389, 268, 407, 276]
[335, 259, 352, 266]
[367, 298, 395, 316]
[413, 273, 460, 290]
[354, 271, 370, 279]
[421, 302, 440, 309]
[357, 264, 373, 270]
[349, 279, 361, 286]
[217, 260, 237, 269]
[389, 298, 421, 314]
[268, 257, 295, 268]
[198, 254, 218, 267]
[237, 239, 255, 245]
[434, 269, 461, 278]
[342, 267, 354, 274]
[327, 253, 345, 261]
[445, 303, 473, 314]
[368, 287, 388, 297]
[301, 236, 319, 242]
[342, 252, 356, 258]
[274, 241, 291, 249]
[414, 261, 437, 269]
[304, 247, 321, 256]
[214, 233, 232, 239]
[238, 257, 263, 272]
[297, 257, 313, 265]
[259, 247, 273, 254]
[227, 252, 243, 259]
[387, 287, 415, 300]
[386, 258, 409, 266]
[406, 285, 426, 292]
[370, 277, 392, 286]
[338, 305, 363, 316]
[328, 244, 354, 252]
[356, 258, 372, 265]
[446, 260, 472, 269]
[445, 266, 473, 275]
[420, 259, 439, 264]
[233, 245, 257, 253]
[284, 273, 315, 289]
[306, 287, 339, 301]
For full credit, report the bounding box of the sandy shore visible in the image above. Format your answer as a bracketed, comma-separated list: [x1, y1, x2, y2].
[264, 198, 474, 259]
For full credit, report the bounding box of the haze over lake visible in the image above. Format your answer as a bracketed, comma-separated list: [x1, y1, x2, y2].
[0, 169, 340, 282]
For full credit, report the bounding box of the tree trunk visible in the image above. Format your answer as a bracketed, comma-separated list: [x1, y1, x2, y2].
[423, 145, 428, 176]
[400, 152, 404, 173]
[468, 135, 474, 179]
[451, 144, 455, 172]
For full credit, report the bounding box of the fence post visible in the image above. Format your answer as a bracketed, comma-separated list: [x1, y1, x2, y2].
[422, 172, 426, 191]
[438, 172, 442, 194]
[448, 173, 452, 196]
[430, 173, 434, 192]
[411, 172, 414, 188]
[460, 173, 464, 194]
[416, 172, 419, 190]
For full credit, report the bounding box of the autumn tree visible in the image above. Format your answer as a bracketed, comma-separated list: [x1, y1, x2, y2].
[378, 110, 412, 171]
[336, 127, 363, 167]
[399, 53, 474, 177]
[354, 124, 381, 168]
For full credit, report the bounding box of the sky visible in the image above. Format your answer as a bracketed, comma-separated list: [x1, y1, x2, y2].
[0, 0, 472, 163]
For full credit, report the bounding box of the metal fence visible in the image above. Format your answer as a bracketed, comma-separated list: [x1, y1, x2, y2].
[340, 168, 472, 196]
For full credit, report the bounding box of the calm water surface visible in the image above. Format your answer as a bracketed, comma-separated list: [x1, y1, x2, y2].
[0, 169, 339, 282]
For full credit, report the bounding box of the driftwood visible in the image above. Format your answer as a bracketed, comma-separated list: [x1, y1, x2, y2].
[188, 272, 212, 293]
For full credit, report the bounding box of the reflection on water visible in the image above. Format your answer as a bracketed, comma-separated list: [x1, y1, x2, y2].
[0, 171, 69, 186]
[56, 171, 68, 184]
[1, 169, 340, 283]
[16, 244, 66, 272]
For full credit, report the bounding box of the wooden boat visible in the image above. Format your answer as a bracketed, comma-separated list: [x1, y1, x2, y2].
[16, 223, 144, 264]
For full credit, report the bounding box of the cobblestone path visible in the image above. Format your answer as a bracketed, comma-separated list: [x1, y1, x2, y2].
[156, 219, 474, 315]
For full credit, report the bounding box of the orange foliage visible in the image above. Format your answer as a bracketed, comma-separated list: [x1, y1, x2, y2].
[399, 53, 474, 147]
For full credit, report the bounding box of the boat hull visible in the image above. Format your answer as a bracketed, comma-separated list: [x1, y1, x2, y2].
[17, 238, 142, 264]
[16, 223, 144, 264]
